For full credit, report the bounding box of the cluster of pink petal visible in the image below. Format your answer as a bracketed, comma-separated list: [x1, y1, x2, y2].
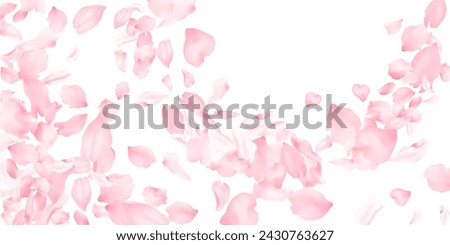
[0, 0, 449, 225]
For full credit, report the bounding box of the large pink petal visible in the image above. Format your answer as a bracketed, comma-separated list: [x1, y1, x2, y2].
[72, 5, 106, 34]
[128, 146, 156, 168]
[106, 202, 169, 225]
[411, 44, 441, 82]
[72, 177, 91, 210]
[220, 193, 258, 225]
[424, 0, 446, 28]
[54, 114, 88, 137]
[212, 181, 230, 211]
[424, 164, 450, 192]
[162, 153, 190, 180]
[329, 106, 361, 145]
[60, 85, 87, 108]
[48, 7, 67, 32]
[289, 188, 332, 220]
[183, 28, 215, 67]
[352, 127, 397, 168]
[166, 202, 198, 224]
[401, 25, 429, 51]
[157, 40, 173, 68]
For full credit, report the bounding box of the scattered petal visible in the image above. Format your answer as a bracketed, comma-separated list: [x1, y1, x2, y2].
[352, 84, 370, 102]
[220, 193, 258, 225]
[390, 188, 411, 206]
[212, 181, 230, 211]
[424, 164, 450, 192]
[184, 28, 215, 67]
[162, 153, 190, 180]
[48, 7, 67, 32]
[166, 202, 198, 224]
[424, 0, 446, 28]
[106, 202, 169, 225]
[72, 177, 91, 210]
[157, 40, 173, 68]
[289, 189, 332, 220]
[384, 19, 402, 35]
[73, 5, 106, 34]
[128, 146, 156, 168]
[114, 8, 131, 29]
[60, 85, 88, 108]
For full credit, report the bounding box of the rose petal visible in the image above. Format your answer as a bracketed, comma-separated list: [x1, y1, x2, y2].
[72, 5, 106, 34]
[166, 202, 198, 224]
[128, 146, 156, 168]
[183, 28, 215, 67]
[220, 193, 258, 225]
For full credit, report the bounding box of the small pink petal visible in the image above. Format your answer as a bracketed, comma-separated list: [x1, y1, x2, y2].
[20, 0, 45, 13]
[378, 82, 396, 95]
[357, 197, 383, 225]
[128, 146, 156, 168]
[220, 193, 258, 225]
[0, 19, 21, 39]
[54, 114, 88, 137]
[12, 10, 27, 22]
[253, 182, 291, 201]
[384, 19, 402, 35]
[289, 189, 332, 220]
[212, 181, 230, 211]
[143, 186, 167, 206]
[183, 28, 215, 67]
[0, 3, 16, 19]
[208, 78, 229, 103]
[388, 59, 411, 80]
[8, 142, 37, 165]
[147, 0, 175, 17]
[424, 164, 450, 192]
[157, 40, 173, 68]
[166, 202, 198, 224]
[162, 74, 173, 91]
[1, 66, 19, 83]
[114, 50, 127, 72]
[60, 85, 87, 108]
[424, 0, 446, 28]
[390, 188, 411, 206]
[106, 202, 169, 225]
[352, 84, 370, 102]
[114, 8, 131, 29]
[411, 44, 441, 82]
[182, 69, 195, 88]
[393, 87, 415, 105]
[441, 63, 450, 82]
[137, 91, 168, 105]
[391, 140, 427, 162]
[162, 153, 190, 180]
[280, 143, 306, 179]
[316, 136, 333, 152]
[98, 174, 134, 203]
[401, 25, 429, 51]
[48, 7, 67, 32]
[135, 15, 156, 32]
[72, 5, 106, 34]
[115, 82, 129, 100]
[305, 92, 322, 105]
[33, 122, 57, 147]
[42, 70, 71, 85]
[440, 206, 449, 225]
[74, 210, 89, 225]
[72, 177, 91, 210]
[5, 159, 19, 179]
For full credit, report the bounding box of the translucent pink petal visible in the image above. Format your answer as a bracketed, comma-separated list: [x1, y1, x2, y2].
[147, 0, 175, 17]
[253, 182, 291, 201]
[54, 114, 88, 137]
[72, 177, 91, 210]
[114, 8, 131, 29]
[330, 106, 361, 144]
[0, 3, 16, 19]
[42, 70, 71, 85]
[98, 174, 134, 203]
[115, 82, 129, 100]
[316, 135, 332, 152]
[401, 25, 429, 51]
[280, 143, 306, 179]
[182, 69, 195, 88]
[106, 202, 169, 225]
[424, 0, 446, 28]
[137, 91, 168, 105]
[384, 19, 402, 35]
[114, 50, 127, 72]
[142, 186, 167, 206]
[48, 7, 67, 32]
[352, 84, 370, 102]
[208, 78, 229, 103]
[136, 15, 156, 32]
[72, 5, 106, 34]
[157, 40, 173, 68]
[305, 92, 322, 105]
[212, 181, 230, 211]
[352, 128, 397, 167]
[393, 87, 415, 106]
[424, 164, 450, 192]
[390, 188, 411, 206]
[440, 206, 449, 225]
[388, 59, 411, 80]
[133, 45, 156, 79]
[159, 0, 196, 27]
[0, 19, 21, 39]
[92, 204, 108, 218]
[166, 202, 198, 224]
[60, 85, 87, 108]
[8, 142, 37, 165]
[128, 146, 156, 168]
[0, 97, 33, 138]
[5, 159, 19, 178]
[441, 63, 450, 81]
[162, 153, 190, 180]
[220, 193, 258, 225]
[411, 44, 441, 82]
[289, 188, 332, 220]
[162, 74, 173, 91]
[33, 122, 57, 147]
[378, 82, 396, 95]
[74, 210, 89, 225]
[357, 197, 383, 225]
[1, 66, 19, 83]
[367, 101, 392, 123]
[21, 0, 45, 13]
[183, 28, 215, 67]
[391, 140, 427, 162]
[12, 10, 27, 22]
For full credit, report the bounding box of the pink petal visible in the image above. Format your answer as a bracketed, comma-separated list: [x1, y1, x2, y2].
[0, 96, 33, 138]
[220, 193, 258, 225]
[352, 127, 397, 167]
[378, 82, 396, 95]
[114, 8, 131, 29]
[147, 0, 175, 17]
[8, 142, 37, 165]
[0, 19, 21, 39]
[128, 146, 156, 168]
[440, 206, 449, 225]
[72, 177, 91, 210]
[280, 143, 306, 179]
[162, 153, 190, 180]
[424, 164, 450, 192]
[352, 84, 370, 102]
[115, 82, 129, 100]
[289, 189, 332, 220]
[253, 182, 291, 201]
[411, 44, 441, 82]
[1, 66, 19, 83]
[135, 15, 156, 32]
[60, 85, 87, 108]
[182, 69, 195, 88]
[159, 0, 196, 27]
[72, 5, 106, 34]
[208, 78, 229, 103]
[393, 87, 415, 105]
[98, 174, 134, 203]
[48, 7, 67, 32]
[390, 188, 411, 206]
[305, 92, 322, 106]
[106, 202, 169, 225]
[401, 25, 429, 51]
[391, 140, 427, 162]
[384, 19, 402, 35]
[142, 186, 167, 206]
[157, 40, 173, 68]
[424, 0, 446, 28]
[54, 114, 88, 137]
[212, 181, 230, 211]
[5, 159, 19, 179]
[20, 0, 45, 13]
[388, 59, 411, 80]
[33, 122, 57, 147]
[12, 10, 27, 22]
[440, 63, 450, 82]
[183, 28, 215, 67]
[74, 210, 89, 225]
[0, 3, 16, 19]
[137, 91, 168, 105]
[114, 50, 127, 72]
[330, 106, 361, 145]
[166, 202, 198, 224]
[316, 135, 332, 152]
[42, 70, 71, 85]
[357, 197, 383, 224]
[162, 74, 173, 91]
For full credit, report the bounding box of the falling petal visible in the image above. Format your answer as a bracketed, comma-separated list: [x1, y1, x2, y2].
[114, 8, 131, 29]
[162, 153, 190, 180]
[162, 74, 173, 91]
[114, 50, 127, 72]
[390, 188, 411, 206]
[8, 142, 37, 165]
[378, 82, 396, 95]
[424, 0, 446, 28]
[411, 44, 441, 82]
[384, 19, 402, 35]
[440, 206, 449, 224]
[0, 3, 16, 19]
[147, 0, 175, 17]
[424, 164, 450, 192]
[98, 174, 134, 203]
[280, 143, 306, 179]
[72, 177, 91, 210]
[74, 210, 89, 225]
[128, 146, 156, 168]
[54, 114, 88, 137]
[60, 85, 88, 108]
[388, 59, 411, 80]
[352, 84, 370, 102]
[1, 66, 19, 83]
[33, 122, 57, 147]
[391, 140, 427, 162]
[183, 28, 215, 67]
[212, 181, 230, 211]
[48, 7, 67, 32]
[115, 82, 129, 100]
[0, 19, 21, 39]
[401, 25, 429, 51]
[208, 78, 229, 103]
[357, 197, 383, 225]
[137, 91, 168, 105]
[135, 15, 156, 32]
[220, 193, 258, 225]
[72, 5, 106, 34]
[157, 40, 173, 68]
[166, 202, 198, 224]
[182, 69, 195, 88]
[106, 202, 169, 225]
[143, 186, 167, 207]
[289, 189, 332, 220]
[159, 0, 196, 27]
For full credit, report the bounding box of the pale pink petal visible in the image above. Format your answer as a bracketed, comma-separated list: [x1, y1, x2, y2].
[393, 87, 415, 105]
[33, 122, 57, 147]
[51, 210, 69, 225]
[106, 202, 169, 225]
[401, 25, 429, 51]
[74, 210, 89, 225]
[424, 0, 446, 28]
[0, 97, 33, 138]
[0, 19, 21, 39]
[157, 40, 173, 68]
[137, 31, 153, 47]
[166, 202, 197, 224]
[390, 188, 411, 206]
[410, 211, 421, 224]
[12, 10, 27, 22]
[162, 153, 190, 180]
[183, 28, 215, 67]
[115, 82, 129, 100]
[305, 92, 322, 105]
[384, 19, 402, 35]
[5, 159, 19, 178]
[54, 114, 88, 137]
[253, 182, 291, 201]
[114, 50, 127, 72]
[208, 78, 229, 103]
[352, 84, 370, 102]
[147, 0, 174, 17]
[92, 204, 108, 218]
[133, 45, 156, 79]
[352, 128, 397, 167]
[1, 66, 19, 83]
[441, 63, 450, 81]
[411, 44, 441, 82]
[391, 140, 427, 162]
[330, 106, 361, 145]
[220, 193, 258, 225]
[388, 59, 411, 80]
[162, 74, 173, 91]
[137, 91, 168, 105]
[316, 135, 332, 152]
[159, 0, 196, 27]
[72, 177, 91, 210]
[128, 146, 156, 168]
[42, 70, 71, 85]
[182, 69, 195, 88]
[289, 189, 332, 220]
[60, 85, 87, 108]
[424, 164, 450, 192]
[440, 206, 449, 225]
[357, 197, 383, 225]
[212, 181, 230, 211]
[98, 174, 134, 203]
[48, 7, 67, 32]
[280, 143, 306, 179]
[136, 15, 156, 32]
[378, 82, 396, 95]
[367, 101, 392, 123]
[0, 3, 16, 19]
[114, 8, 131, 29]
[8, 142, 37, 165]
[21, 0, 45, 13]
[72, 5, 106, 34]
[143, 186, 167, 206]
